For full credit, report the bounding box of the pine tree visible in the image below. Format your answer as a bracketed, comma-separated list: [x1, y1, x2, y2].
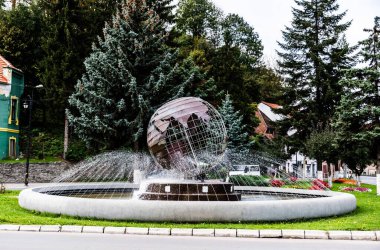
[146, 0, 175, 24]
[67, 0, 208, 151]
[38, 0, 119, 125]
[218, 94, 250, 151]
[276, 0, 355, 170]
[333, 16, 380, 176]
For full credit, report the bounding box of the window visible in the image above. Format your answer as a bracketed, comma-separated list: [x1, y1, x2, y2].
[11, 99, 17, 122]
[9, 137, 16, 158]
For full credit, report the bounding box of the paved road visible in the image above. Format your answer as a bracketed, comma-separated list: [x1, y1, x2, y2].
[360, 176, 377, 185]
[0, 232, 379, 250]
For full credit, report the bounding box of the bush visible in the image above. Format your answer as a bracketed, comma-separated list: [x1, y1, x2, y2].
[310, 179, 330, 190]
[333, 178, 357, 185]
[229, 175, 269, 186]
[270, 179, 285, 187]
[20, 129, 63, 159]
[65, 139, 92, 162]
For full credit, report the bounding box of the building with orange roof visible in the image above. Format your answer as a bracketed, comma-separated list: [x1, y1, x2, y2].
[0, 55, 24, 159]
[255, 101, 283, 139]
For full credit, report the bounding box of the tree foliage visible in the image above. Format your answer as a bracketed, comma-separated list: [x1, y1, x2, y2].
[37, 0, 119, 124]
[0, 2, 42, 88]
[276, 0, 355, 159]
[218, 94, 250, 151]
[333, 17, 380, 174]
[67, 0, 209, 151]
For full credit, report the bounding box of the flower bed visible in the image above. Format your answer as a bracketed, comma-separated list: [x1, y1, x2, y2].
[333, 178, 357, 185]
[339, 186, 372, 192]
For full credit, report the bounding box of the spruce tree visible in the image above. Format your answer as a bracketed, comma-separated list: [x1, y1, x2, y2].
[333, 17, 380, 177]
[218, 94, 250, 151]
[67, 0, 208, 151]
[276, 0, 355, 170]
[38, 0, 119, 125]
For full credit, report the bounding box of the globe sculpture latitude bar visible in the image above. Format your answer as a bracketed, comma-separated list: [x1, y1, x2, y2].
[143, 97, 241, 201]
[18, 97, 357, 222]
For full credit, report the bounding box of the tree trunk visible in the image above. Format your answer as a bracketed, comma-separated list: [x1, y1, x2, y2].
[11, 0, 16, 10]
[63, 115, 69, 160]
[134, 140, 139, 152]
[317, 158, 323, 179]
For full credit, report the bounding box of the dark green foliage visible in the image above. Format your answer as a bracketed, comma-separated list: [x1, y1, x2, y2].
[221, 14, 263, 68]
[174, 0, 265, 130]
[229, 175, 269, 187]
[254, 66, 283, 104]
[146, 0, 175, 24]
[276, 0, 355, 157]
[176, 0, 222, 41]
[305, 127, 339, 166]
[37, 0, 119, 125]
[65, 139, 91, 162]
[333, 69, 379, 175]
[0, 2, 43, 89]
[218, 94, 250, 150]
[67, 0, 209, 150]
[333, 17, 380, 175]
[19, 129, 63, 159]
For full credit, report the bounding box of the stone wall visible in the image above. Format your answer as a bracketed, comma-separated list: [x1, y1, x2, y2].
[0, 162, 73, 183]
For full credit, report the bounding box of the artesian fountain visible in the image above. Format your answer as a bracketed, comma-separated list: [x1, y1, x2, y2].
[19, 97, 356, 222]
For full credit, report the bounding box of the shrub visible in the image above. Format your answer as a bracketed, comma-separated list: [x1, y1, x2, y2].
[339, 186, 372, 192]
[65, 140, 92, 162]
[333, 178, 357, 185]
[229, 175, 269, 186]
[310, 179, 330, 190]
[270, 179, 285, 187]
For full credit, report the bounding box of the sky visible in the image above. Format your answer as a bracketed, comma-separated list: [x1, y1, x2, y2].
[211, 0, 380, 63]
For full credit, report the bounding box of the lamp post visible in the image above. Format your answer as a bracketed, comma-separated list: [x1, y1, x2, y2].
[23, 84, 43, 186]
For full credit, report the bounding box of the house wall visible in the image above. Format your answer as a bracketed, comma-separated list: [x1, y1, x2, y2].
[284, 152, 317, 178]
[0, 68, 24, 159]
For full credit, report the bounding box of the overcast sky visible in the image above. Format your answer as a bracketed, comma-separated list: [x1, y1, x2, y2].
[211, 0, 380, 63]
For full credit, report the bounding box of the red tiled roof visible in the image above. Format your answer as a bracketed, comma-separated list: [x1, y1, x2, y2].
[255, 110, 267, 135]
[0, 55, 21, 84]
[255, 101, 282, 140]
[262, 101, 281, 109]
[0, 76, 7, 83]
[0, 55, 16, 69]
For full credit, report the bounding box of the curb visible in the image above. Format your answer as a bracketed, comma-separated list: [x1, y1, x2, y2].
[0, 225, 379, 241]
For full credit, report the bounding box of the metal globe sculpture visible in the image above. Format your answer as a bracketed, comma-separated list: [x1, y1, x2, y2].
[147, 97, 227, 177]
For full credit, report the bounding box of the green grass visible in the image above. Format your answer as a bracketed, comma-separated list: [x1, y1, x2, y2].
[0, 183, 379, 230]
[0, 157, 62, 164]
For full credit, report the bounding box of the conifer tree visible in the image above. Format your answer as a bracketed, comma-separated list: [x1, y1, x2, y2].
[38, 0, 119, 124]
[67, 0, 208, 150]
[218, 94, 250, 151]
[276, 0, 355, 170]
[333, 17, 380, 177]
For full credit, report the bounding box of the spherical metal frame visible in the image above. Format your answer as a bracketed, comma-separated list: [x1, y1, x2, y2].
[147, 97, 227, 177]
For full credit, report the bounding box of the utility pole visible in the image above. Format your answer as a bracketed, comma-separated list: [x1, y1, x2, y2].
[23, 84, 43, 186]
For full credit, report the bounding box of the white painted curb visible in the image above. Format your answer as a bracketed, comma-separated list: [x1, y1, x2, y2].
[1, 225, 379, 241]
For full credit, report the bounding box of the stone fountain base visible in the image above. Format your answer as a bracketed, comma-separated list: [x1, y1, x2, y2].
[19, 184, 357, 222]
[138, 181, 241, 201]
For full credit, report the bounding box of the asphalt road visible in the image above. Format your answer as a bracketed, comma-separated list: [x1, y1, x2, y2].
[0, 232, 379, 250]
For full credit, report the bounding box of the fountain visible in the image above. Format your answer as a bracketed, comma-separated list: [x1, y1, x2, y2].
[19, 97, 356, 222]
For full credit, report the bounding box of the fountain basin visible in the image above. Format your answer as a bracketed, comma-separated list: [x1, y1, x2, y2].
[18, 183, 356, 222]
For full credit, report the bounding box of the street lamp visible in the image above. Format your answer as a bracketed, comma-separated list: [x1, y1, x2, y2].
[23, 84, 43, 186]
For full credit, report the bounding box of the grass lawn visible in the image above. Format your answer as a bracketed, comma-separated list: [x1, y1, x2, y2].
[0, 157, 62, 164]
[0, 183, 379, 230]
